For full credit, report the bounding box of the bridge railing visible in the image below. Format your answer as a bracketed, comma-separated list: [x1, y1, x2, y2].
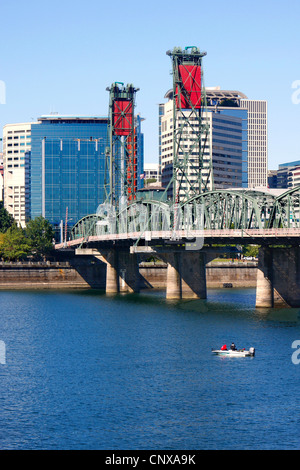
[56, 227, 300, 250]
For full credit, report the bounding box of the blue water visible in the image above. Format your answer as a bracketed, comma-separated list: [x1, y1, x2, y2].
[0, 287, 299, 450]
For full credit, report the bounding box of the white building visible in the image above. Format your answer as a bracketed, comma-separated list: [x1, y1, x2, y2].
[0, 152, 3, 201]
[143, 163, 161, 185]
[2, 122, 33, 227]
[159, 89, 268, 194]
[240, 99, 268, 188]
[159, 91, 244, 199]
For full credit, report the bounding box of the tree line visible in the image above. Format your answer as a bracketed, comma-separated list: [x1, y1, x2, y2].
[0, 202, 55, 261]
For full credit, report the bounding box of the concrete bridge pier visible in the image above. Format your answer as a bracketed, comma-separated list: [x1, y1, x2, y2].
[117, 250, 140, 294]
[256, 246, 300, 308]
[104, 249, 140, 294]
[75, 248, 140, 294]
[255, 247, 273, 308]
[105, 250, 119, 294]
[163, 251, 207, 300]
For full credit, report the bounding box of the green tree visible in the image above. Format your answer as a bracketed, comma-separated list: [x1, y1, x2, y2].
[25, 216, 55, 259]
[0, 202, 15, 233]
[0, 226, 31, 261]
[243, 245, 259, 258]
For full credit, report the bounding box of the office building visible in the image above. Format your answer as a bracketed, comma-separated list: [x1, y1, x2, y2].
[30, 114, 144, 237]
[276, 160, 300, 189]
[206, 88, 268, 188]
[159, 88, 268, 195]
[206, 89, 248, 188]
[267, 170, 278, 189]
[3, 114, 144, 234]
[30, 115, 109, 234]
[240, 99, 268, 188]
[0, 152, 3, 201]
[2, 122, 33, 226]
[159, 90, 244, 198]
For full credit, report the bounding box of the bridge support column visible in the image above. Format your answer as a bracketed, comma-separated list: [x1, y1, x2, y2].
[105, 250, 119, 294]
[256, 247, 273, 308]
[256, 247, 300, 308]
[164, 252, 206, 300]
[105, 249, 140, 294]
[117, 251, 140, 294]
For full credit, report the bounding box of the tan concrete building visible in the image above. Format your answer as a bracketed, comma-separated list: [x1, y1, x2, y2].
[2, 122, 33, 226]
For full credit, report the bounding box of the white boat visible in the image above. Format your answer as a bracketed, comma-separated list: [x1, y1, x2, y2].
[212, 347, 255, 357]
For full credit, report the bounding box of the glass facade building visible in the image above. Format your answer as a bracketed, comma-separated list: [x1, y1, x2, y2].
[209, 110, 245, 188]
[30, 115, 144, 237]
[214, 108, 248, 187]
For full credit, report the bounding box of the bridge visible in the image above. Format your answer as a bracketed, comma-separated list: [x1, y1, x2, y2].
[54, 47, 300, 308]
[55, 186, 300, 309]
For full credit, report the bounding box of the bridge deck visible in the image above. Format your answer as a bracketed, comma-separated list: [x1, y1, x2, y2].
[55, 228, 300, 250]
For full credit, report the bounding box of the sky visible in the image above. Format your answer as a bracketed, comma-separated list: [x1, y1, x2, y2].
[0, 0, 299, 170]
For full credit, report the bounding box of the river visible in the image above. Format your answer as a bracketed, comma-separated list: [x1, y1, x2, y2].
[0, 287, 299, 450]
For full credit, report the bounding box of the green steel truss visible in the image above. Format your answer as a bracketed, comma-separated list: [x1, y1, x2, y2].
[268, 186, 300, 228]
[71, 187, 300, 240]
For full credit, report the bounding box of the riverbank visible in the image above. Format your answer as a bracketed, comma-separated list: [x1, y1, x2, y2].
[0, 259, 257, 289]
[139, 260, 257, 288]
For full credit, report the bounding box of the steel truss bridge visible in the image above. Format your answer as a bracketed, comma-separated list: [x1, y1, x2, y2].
[54, 46, 300, 251]
[55, 186, 300, 249]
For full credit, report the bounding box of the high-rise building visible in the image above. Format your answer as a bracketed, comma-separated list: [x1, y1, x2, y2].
[159, 88, 268, 195]
[206, 88, 268, 188]
[30, 115, 109, 233]
[206, 89, 248, 188]
[0, 152, 3, 201]
[2, 122, 34, 226]
[159, 90, 244, 198]
[240, 99, 268, 188]
[3, 114, 144, 234]
[30, 114, 144, 238]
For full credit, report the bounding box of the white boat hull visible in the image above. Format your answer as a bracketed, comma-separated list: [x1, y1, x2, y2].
[212, 348, 255, 357]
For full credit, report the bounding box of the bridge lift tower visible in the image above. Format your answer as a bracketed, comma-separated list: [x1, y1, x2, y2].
[166, 46, 213, 204]
[106, 82, 139, 207]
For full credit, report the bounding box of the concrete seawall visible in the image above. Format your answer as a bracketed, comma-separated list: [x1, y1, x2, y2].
[0, 260, 257, 290]
[140, 261, 257, 289]
[0, 259, 106, 289]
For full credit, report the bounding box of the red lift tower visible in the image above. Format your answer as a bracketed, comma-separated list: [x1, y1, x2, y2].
[166, 46, 212, 203]
[106, 82, 139, 206]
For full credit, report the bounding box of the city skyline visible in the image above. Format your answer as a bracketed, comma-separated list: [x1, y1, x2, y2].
[0, 0, 299, 171]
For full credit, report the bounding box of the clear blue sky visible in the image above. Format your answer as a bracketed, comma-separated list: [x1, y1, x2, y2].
[0, 0, 299, 169]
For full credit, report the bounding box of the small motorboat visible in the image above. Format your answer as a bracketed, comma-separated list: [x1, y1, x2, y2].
[212, 347, 255, 357]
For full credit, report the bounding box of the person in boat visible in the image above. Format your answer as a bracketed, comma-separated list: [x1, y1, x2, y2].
[230, 342, 237, 351]
[221, 344, 227, 351]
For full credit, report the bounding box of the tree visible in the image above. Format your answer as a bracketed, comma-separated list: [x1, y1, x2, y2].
[0, 226, 31, 261]
[25, 216, 55, 259]
[0, 202, 15, 233]
[243, 245, 259, 258]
